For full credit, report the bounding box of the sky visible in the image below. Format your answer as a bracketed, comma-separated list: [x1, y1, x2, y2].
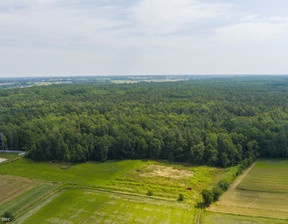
[0, 0, 288, 77]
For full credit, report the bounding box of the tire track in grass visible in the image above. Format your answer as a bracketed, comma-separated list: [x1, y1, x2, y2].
[229, 160, 258, 191]
[195, 195, 202, 224]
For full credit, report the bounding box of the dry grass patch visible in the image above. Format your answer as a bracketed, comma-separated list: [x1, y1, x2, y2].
[0, 175, 40, 206]
[107, 161, 225, 202]
[139, 164, 194, 179]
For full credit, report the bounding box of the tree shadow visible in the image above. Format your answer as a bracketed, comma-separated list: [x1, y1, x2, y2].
[195, 202, 204, 209]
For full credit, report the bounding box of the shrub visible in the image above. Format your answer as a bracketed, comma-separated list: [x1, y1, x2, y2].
[177, 193, 184, 201]
[201, 189, 213, 207]
[218, 179, 230, 191]
[2, 211, 14, 222]
[212, 186, 223, 201]
[147, 190, 153, 196]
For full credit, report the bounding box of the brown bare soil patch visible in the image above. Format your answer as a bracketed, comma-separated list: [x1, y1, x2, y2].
[0, 175, 40, 206]
[140, 164, 194, 179]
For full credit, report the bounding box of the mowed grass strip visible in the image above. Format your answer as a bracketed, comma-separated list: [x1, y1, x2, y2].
[238, 159, 288, 193]
[0, 158, 145, 187]
[209, 159, 288, 219]
[0, 183, 56, 216]
[203, 212, 288, 224]
[25, 189, 195, 224]
[209, 190, 288, 219]
[0, 175, 40, 206]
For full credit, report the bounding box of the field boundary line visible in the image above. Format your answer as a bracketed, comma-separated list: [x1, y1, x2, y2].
[206, 210, 288, 222]
[229, 159, 258, 191]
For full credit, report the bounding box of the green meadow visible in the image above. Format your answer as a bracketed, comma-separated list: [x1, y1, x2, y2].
[0, 159, 145, 187]
[0, 159, 224, 202]
[25, 189, 195, 224]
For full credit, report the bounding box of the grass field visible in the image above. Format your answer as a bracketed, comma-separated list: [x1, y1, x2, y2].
[0, 159, 145, 187]
[203, 212, 288, 224]
[209, 159, 288, 219]
[5, 158, 287, 223]
[25, 189, 195, 224]
[0, 159, 225, 203]
[238, 159, 288, 193]
[0, 175, 40, 206]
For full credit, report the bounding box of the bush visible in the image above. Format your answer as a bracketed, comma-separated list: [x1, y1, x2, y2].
[2, 211, 14, 222]
[218, 179, 230, 191]
[147, 190, 153, 196]
[201, 189, 213, 207]
[212, 186, 223, 202]
[177, 193, 184, 201]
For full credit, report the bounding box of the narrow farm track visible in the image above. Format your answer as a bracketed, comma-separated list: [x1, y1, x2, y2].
[208, 160, 259, 214]
[194, 207, 202, 224]
[194, 195, 203, 224]
[229, 160, 258, 191]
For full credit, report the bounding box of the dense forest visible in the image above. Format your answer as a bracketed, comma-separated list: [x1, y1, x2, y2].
[1, 77, 288, 167]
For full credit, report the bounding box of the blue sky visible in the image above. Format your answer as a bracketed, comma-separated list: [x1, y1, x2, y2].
[0, 0, 288, 77]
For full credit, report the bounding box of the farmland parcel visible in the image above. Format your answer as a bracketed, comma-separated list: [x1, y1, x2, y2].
[209, 159, 288, 219]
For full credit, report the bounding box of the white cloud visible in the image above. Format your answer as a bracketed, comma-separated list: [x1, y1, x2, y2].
[212, 16, 288, 45]
[129, 0, 230, 35]
[0, 0, 288, 76]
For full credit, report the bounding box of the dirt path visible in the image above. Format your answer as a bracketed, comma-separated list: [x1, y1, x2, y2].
[228, 160, 258, 191]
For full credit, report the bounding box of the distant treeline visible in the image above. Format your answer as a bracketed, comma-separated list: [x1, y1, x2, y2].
[1, 77, 288, 167]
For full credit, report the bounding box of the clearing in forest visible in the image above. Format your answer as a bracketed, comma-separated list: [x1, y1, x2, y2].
[209, 159, 288, 219]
